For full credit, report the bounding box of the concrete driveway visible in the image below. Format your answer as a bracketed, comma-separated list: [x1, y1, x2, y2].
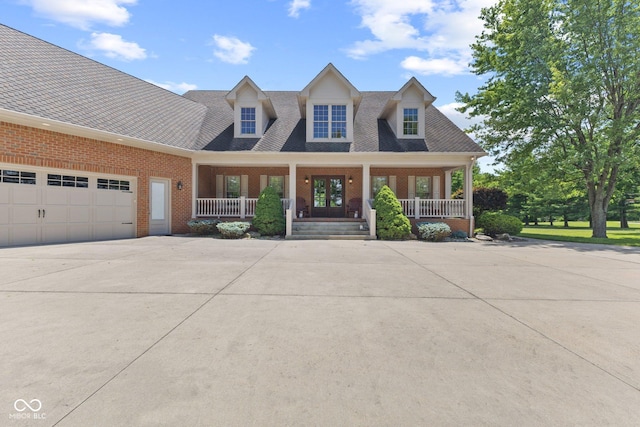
[1, 237, 639, 426]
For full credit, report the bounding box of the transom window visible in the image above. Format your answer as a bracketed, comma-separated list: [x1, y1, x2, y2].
[403, 108, 419, 136]
[268, 176, 284, 198]
[313, 104, 347, 139]
[416, 177, 432, 199]
[98, 178, 130, 191]
[48, 174, 88, 188]
[1, 169, 36, 185]
[371, 176, 388, 197]
[225, 176, 240, 198]
[240, 107, 256, 135]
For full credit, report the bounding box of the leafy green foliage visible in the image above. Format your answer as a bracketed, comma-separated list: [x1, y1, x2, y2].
[458, 0, 640, 238]
[373, 185, 411, 240]
[216, 221, 251, 239]
[252, 186, 285, 236]
[477, 212, 523, 237]
[187, 219, 221, 235]
[417, 222, 452, 242]
[473, 187, 508, 216]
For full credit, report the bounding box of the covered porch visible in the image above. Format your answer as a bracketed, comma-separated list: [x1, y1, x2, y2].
[191, 153, 477, 236]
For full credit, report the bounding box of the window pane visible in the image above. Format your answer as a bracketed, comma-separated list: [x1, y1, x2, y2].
[371, 176, 387, 197]
[226, 176, 240, 198]
[403, 108, 419, 135]
[313, 105, 329, 138]
[268, 176, 284, 198]
[331, 105, 347, 138]
[329, 178, 343, 207]
[240, 107, 256, 134]
[151, 182, 165, 220]
[416, 177, 432, 199]
[313, 179, 326, 207]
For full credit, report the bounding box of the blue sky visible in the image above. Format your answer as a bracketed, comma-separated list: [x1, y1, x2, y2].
[1, 0, 496, 169]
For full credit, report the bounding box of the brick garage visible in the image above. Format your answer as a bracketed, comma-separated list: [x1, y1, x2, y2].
[1, 122, 193, 236]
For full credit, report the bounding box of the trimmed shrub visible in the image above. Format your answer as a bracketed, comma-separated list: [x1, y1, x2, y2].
[252, 186, 285, 236]
[216, 221, 251, 239]
[476, 212, 523, 237]
[418, 222, 452, 242]
[373, 185, 411, 240]
[187, 219, 221, 235]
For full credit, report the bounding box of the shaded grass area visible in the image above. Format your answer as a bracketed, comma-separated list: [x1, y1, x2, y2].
[519, 221, 640, 247]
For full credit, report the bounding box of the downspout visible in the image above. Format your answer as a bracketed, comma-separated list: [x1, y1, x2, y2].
[468, 156, 476, 237]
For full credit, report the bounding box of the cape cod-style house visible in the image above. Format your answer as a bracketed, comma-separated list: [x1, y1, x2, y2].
[0, 24, 485, 246]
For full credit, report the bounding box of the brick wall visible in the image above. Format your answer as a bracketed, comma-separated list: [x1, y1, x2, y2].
[0, 121, 192, 236]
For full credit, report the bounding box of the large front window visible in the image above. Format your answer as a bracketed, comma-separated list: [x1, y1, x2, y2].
[416, 176, 432, 198]
[371, 176, 388, 198]
[268, 176, 284, 198]
[403, 108, 419, 135]
[241, 107, 256, 135]
[313, 104, 347, 139]
[225, 176, 240, 198]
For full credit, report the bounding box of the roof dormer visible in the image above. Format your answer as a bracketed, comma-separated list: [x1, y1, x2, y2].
[380, 77, 436, 139]
[226, 76, 276, 138]
[298, 64, 361, 143]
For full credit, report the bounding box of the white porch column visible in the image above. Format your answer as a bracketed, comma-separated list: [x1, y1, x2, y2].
[362, 163, 370, 202]
[191, 161, 198, 218]
[288, 162, 297, 212]
[464, 162, 473, 219]
[444, 170, 452, 199]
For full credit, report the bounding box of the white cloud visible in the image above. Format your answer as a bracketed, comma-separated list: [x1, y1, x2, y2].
[212, 35, 255, 65]
[22, 0, 136, 30]
[288, 0, 311, 18]
[145, 80, 198, 94]
[88, 32, 146, 61]
[401, 56, 467, 76]
[346, 0, 496, 76]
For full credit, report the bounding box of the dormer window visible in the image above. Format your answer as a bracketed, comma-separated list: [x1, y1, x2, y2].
[313, 104, 347, 139]
[403, 108, 419, 136]
[241, 107, 256, 135]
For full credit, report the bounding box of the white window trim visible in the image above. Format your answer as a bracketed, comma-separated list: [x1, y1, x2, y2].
[306, 102, 354, 142]
[396, 103, 425, 139]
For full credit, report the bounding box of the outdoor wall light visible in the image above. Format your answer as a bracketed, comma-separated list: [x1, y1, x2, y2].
[304, 176, 309, 184]
[177, 181, 183, 190]
[348, 176, 353, 184]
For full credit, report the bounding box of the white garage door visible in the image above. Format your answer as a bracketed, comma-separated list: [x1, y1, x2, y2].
[0, 165, 136, 247]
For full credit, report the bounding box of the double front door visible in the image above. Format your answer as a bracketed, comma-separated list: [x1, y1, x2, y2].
[311, 176, 344, 218]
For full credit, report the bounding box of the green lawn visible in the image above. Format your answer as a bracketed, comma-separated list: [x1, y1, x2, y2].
[519, 221, 640, 247]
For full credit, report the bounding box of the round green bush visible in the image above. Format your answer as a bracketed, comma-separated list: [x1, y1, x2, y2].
[373, 185, 411, 240]
[252, 186, 285, 236]
[216, 221, 251, 239]
[477, 212, 523, 237]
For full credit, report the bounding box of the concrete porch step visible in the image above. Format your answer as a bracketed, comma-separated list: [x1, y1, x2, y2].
[289, 220, 374, 240]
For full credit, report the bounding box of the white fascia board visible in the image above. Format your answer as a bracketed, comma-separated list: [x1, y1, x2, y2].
[192, 151, 486, 168]
[0, 108, 193, 157]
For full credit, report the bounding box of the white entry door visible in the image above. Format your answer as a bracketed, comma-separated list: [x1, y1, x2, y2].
[149, 178, 170, 235]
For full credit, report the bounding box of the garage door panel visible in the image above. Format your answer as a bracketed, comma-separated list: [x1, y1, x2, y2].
[114, 224, 134, 239]
[12, 186, 38, 205]
[0, 206, 9, 225]
[44, 206, 69, 224]
[12, 206, 39, 225]
[42, 225, 67, 244]
[0, 186, 9, 204]
[42, 188, 69, 205]
[96, 207, 115, 222]
[69, 206, 90, 223]
[11, 225, 39, 246]
[96, 191, 116, 206]
[69, 190, 91, 206]
[67, 224, 91, 242]
[0, 227, 8, 246]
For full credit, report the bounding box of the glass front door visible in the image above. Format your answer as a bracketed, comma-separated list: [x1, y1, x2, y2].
[311, 176, 344, 217]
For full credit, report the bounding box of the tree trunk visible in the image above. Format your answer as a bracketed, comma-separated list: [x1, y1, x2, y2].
[590, 199, 608, 238]
[563, 212, 569, 228]
[620, 203, 629, 229]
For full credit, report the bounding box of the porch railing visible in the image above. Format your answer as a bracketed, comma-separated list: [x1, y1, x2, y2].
[398, 198, 466, 219]
[196, 197, 291, 218]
